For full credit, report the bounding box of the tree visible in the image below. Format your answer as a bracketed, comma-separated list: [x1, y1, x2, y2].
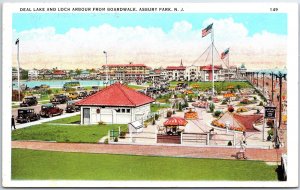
[75, 68, 81, 75]
[209, 103, 215, 113]
[21, 69, 28, 80]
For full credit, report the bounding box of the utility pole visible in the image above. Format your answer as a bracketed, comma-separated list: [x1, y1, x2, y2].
[15, 38, 21, 102]
[103, 51, 108, 87]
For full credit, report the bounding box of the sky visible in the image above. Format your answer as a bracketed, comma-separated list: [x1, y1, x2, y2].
[12, 13, 287, 70]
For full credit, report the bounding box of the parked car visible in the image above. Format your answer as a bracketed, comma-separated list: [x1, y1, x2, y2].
[92, 86, 99, 91]
[40, 103, 63, 117]
[65, 101, 80, 113]
[20, 96, 38, 107]
[50, 94, 68, 104]
[78, 91, 88, 99]
[88, 90, 97, 96]
[16, 108, 40, 123]
[68, 92, 79, 100]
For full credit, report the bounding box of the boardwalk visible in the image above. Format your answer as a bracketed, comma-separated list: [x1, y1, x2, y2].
[12, 141, 284, 162]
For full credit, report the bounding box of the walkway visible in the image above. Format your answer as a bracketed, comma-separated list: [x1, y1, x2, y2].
[12, 141, 284, 162]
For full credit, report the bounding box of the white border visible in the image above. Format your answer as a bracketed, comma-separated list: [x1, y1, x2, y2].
[2, 2, 298, 187]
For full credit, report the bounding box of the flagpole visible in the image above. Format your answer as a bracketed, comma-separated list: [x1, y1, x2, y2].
[17, 39, 21, 102]
[211, 27, 214, 96]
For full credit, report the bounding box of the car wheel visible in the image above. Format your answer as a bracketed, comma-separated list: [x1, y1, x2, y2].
[27, 118, 30, 123]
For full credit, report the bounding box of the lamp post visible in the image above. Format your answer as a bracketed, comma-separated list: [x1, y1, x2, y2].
[261, 72, 265, 96]
[270, 72, 274, 103]
[273, 71, 286, 148]
[103, 51, 108, 86]
[256, 72, 259, 88]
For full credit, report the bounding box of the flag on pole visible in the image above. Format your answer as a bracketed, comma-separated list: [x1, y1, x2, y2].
[15, 38, 19, 45]
[221, 48, 230, 59]
[202, 23, 213, 38]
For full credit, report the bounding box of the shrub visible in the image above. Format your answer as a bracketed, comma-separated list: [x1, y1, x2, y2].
[258, 101, 263, 106]
[228, 105, 234, 113]
[114, 137, 118, 142]
[188, 95, 193, 102]
[214, 110, 222, 117]
[209, 103, 215, 113]
[119, 131, 126, 139]
[208, 96, 212, 101]
[178, 102, 183, 111]
[253, 96, 257, 100]
[98, 121, 105, 125]
[167, 111, 172, 118]
[268, 129, 274, 136]
[228, 141, 232, 146]
[221, 99, 228, 105]
[183, 100, 189, 108]
[154, 114, 159, 120]
[104, 138, 109, 144]
[12, 90, 25, 101]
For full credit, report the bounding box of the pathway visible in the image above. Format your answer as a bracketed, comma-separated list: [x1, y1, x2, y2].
[12, 141, 284, 162]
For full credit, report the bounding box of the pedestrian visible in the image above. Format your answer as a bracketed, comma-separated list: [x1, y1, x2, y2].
[11, 115, 16, 130]
[236, 132, 247, 159]
[277, 94, 280, 102]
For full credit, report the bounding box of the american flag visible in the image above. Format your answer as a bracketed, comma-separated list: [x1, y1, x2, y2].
[202, 23, 213, 38]
[221, 48, 230, 59]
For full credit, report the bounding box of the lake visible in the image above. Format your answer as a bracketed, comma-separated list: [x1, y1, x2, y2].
[12, 80, 114, 89]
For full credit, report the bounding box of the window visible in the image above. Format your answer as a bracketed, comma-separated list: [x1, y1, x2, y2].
[126, 109, 130, 113]
[116, 109, 120, 113]
[122, 109, 126, 113]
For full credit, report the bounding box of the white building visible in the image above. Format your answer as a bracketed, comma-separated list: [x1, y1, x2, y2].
[28, 69, 39, 80]
[76, 82, 155, 124]
[185, 65, 200, 81]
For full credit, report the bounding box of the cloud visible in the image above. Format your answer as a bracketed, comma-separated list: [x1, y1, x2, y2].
[12, 17, 286, 70]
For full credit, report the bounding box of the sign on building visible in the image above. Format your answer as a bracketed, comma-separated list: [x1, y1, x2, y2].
[264, 106, 276, 119]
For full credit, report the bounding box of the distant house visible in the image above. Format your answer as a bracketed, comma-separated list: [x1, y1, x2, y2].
[52, 70, 66, 79]
[28, 69, 39, 80]
[79, 70, 90, 79]
[76, 82, 155, 124]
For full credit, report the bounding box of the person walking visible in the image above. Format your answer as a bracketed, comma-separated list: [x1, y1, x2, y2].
[11, 115, 16, 130]
[237, 132, 247, 159]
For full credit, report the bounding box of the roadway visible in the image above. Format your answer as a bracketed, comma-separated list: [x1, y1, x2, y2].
[12, 101, 79, 127]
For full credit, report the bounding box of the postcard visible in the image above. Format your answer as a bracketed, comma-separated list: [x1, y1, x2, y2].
[2, 2, 298, 187]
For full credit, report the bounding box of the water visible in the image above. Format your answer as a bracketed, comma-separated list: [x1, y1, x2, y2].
[12, 80, 114, 89]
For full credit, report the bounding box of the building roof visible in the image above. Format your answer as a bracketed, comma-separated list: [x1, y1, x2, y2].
[75, 82, 154, 107]
[166, 66, 186, 70]
[53, 70, 66, 75]
[106, 64, 147, 67]
[200, 65, 222, 71]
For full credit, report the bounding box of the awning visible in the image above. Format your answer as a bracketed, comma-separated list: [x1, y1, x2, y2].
[129, 121, 143, 129]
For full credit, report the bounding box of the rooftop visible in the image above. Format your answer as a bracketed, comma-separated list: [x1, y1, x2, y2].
[76, 82, 154, 107]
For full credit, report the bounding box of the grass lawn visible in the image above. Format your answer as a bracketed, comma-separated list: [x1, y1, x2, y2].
[170, 81, 251, 91]
[127, 85, 146, 90]
[151, 103, 171, 112]
[12, 149, 278, 180]
[12, 123, 127, 143]
[46, 114, 81, 124]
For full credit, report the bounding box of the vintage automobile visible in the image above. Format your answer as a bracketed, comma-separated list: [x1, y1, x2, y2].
[50, 94, 68, 104]
[78, 91, 88, 99]
[92, 86, 99, 91]
[88, 90, 97, 96]
[16, 108, 40, 123]
[65, 101, 80, 113]
[20, 96, 38, 107]
[68, 92, 79, 100]
[40, 103, 63, 117]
